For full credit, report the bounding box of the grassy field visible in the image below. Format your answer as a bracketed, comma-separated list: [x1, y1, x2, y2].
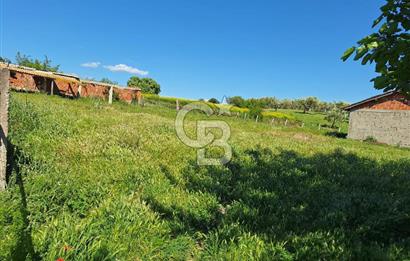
[1, 92, 410, 260]
[143, 94, 348, 133]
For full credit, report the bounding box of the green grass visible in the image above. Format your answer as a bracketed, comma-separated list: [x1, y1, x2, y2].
[1, 92, 410, 260]
[277, 109, 349, 132]
[143, 94, 345, 133]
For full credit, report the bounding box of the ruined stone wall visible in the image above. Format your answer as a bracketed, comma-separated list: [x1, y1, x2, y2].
[9, 71, 38, 92]
[80, 82, 110, 99]
[348, 110, 410, 147]
[113, 87, 139, 103]
[55, 79, 80, 97]
[6, 68, 142, 103]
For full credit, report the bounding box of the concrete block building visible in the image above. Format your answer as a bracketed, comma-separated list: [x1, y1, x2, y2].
[344, 91, 410, 148]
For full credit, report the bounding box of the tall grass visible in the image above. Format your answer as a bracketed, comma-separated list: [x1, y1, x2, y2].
[0, 93, 409, 260]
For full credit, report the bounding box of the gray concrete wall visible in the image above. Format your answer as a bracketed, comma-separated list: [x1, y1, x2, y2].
[348, 109, 410, 148]
[0, 69, 9, 191]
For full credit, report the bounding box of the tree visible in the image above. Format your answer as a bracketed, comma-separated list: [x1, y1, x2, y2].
[227, 96, 246, 107]
[299, 97, 319, 113]
[245, 98, 262, 108]
[15, 52, 60, 72]
[280, 99, 293, 109]
[127, 76, 161, 94]
[100, 78, 118, 85]
[317, 102, 332, 113]
[342, 0, 410, 96]
[258, 97, 279, 110]
[334, 101, 350, 110]
[267, 97, 280, 111]
[0, 56, 11, 63]
[325, 108, 347, 128]
[208, 98, 220, 104]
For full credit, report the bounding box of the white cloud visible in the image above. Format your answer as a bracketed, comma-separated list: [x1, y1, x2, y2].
[81, 62, 101, 68]
[104, 64, 149, 76]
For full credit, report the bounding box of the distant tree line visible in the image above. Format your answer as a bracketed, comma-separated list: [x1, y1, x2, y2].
[227, 96, 349, 113]
[16, 52, 60, 72]
[1, 52, 60, 72]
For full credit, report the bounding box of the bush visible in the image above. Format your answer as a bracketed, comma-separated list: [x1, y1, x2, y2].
[208, 98, 220, 104]
[364, 136, 378, 143]
[248, 106, 263, 120]
[325, 109, 347, 128]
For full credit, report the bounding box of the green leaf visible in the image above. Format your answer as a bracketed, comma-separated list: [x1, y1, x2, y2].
[366, 41, 379, 49]
[361, 54, 373, 65]
[379, 24, 388, 33]
[372, 15, 384, 28]
[372, 76, 388, 89]
[341, 47, 355, 61]
[354, 46, 368, 61]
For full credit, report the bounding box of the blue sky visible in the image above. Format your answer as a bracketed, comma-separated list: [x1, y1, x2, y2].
[1, 0, 385, 102]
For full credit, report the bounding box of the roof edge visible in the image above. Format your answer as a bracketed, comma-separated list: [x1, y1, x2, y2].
[0, 62, 141, 91]
[343, 90, 398, 111]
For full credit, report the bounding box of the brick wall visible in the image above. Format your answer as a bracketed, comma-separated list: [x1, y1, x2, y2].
[9, 71, 38, 92]
[6, 68, 141, 103]
[113, 87, 137, 103]
[80, 82, 110, 99]
[371, 99, 410, 110]
[350, 93, 410, 111]
[55, 79, 80, 97]
[348, 110, 410, 147]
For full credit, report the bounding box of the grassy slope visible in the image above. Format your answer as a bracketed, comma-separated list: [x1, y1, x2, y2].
[277, 109, 349, 133]
[1, 93, 410, 260]
[143, 94, 348, 133]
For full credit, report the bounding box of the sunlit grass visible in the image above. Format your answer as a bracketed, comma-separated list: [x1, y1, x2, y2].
[1, 92, 409, 260]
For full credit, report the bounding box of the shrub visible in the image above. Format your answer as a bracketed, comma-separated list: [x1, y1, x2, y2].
[248, 106, 263, 120]
[325, 108, 347, 128]
[208, 98, 220, 104]
[364, 136, 378, 143]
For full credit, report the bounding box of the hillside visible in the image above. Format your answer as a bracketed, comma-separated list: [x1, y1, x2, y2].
[1, 93, 410, 260]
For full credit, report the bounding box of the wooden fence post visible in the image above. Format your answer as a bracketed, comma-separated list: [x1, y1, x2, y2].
[78, 83, 82, 97]
[108, 86, 113, 104]
[176, 99, 180, 111]
[285, 119, 288, 126]
[50, 80, 54, 95]
[0, 69, 9, 191]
